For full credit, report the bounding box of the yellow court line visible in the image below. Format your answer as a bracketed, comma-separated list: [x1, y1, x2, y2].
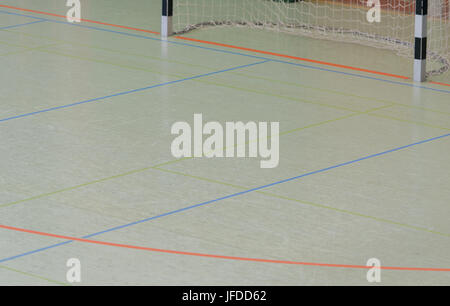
[3, 40, 449, 135]
[0, 104, 393, 209]
[231, 72, 450, 117]
[0, 265, 70, 286]
[152, 167, 450, 238]
[0, 27, 448, 236]
[7, 33, 450, 126]
[0, 39, 62, 57]
[0, 31, 447, 213]
[29, 49, 450, 130]
[0, 35, 362, 114]
[368, 113, 450, 131]
[0, 38, 369, 113]
[4, 28, 450, 116]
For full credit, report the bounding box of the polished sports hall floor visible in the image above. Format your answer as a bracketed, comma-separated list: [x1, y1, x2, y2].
[0, 0, 449, 285]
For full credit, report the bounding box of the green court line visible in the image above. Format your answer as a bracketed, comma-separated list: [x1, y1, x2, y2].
[0, 105, 393, 209]
[4, 28, 450, 116]
[32, 39, 450, 115]
[197, 79, 361, 112]
[0, 36, 365, 113]
[1, 29, 448, 236]
[230, 72, 450, 117]
[4, 36, 447, 134]
[0, 16, 447, 280]
[135, 104, 393, 169]
[0, 166, 159, 208]
[152, 167, 450, 238]
[26, 47, 366, 113]
[21, 46, 449, 134]
[367, 113, 450, 131]
[41, 41, 450, 115]
[0, 265, 70, 286]
[2, 34, 388, 110]
[0, 39, 62, 57]
[0, 38, 32, 48]
[14, 34, 450, 129]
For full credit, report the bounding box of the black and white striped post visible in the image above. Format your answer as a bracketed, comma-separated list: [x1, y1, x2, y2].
[162, 0, 173, 38]
[414, 0, 428, 82]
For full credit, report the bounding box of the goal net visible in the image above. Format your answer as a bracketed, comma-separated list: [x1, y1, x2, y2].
[172, 0, 450, 76]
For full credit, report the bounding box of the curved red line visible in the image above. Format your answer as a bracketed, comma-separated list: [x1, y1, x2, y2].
[1, 224, 449, 272]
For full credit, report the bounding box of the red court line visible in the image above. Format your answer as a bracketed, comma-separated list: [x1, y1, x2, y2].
[1, 224, 449, 272]
[2, 4, 450, 87]
[174, 36, 410, 80]
[430, 81, 450, 87]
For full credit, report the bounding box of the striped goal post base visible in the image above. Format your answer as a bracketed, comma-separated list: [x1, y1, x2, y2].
[161, 0, 173, 37]
[415, 0, 428, 82]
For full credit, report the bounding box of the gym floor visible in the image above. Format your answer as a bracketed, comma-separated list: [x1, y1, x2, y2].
[0, 0, 449, 285]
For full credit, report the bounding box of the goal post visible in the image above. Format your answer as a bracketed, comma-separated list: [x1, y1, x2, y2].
[161, 0, 173, 38]
[162, 0, 449, 82]
[414, 0, 428, 82]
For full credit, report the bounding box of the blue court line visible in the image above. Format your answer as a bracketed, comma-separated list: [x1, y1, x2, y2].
[1, 10, 449, 94]
[0, 60, 269, 123]
[1, 132, 449, 264]
[0, 20, 45, 30]
[0, 10, 269, 63]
